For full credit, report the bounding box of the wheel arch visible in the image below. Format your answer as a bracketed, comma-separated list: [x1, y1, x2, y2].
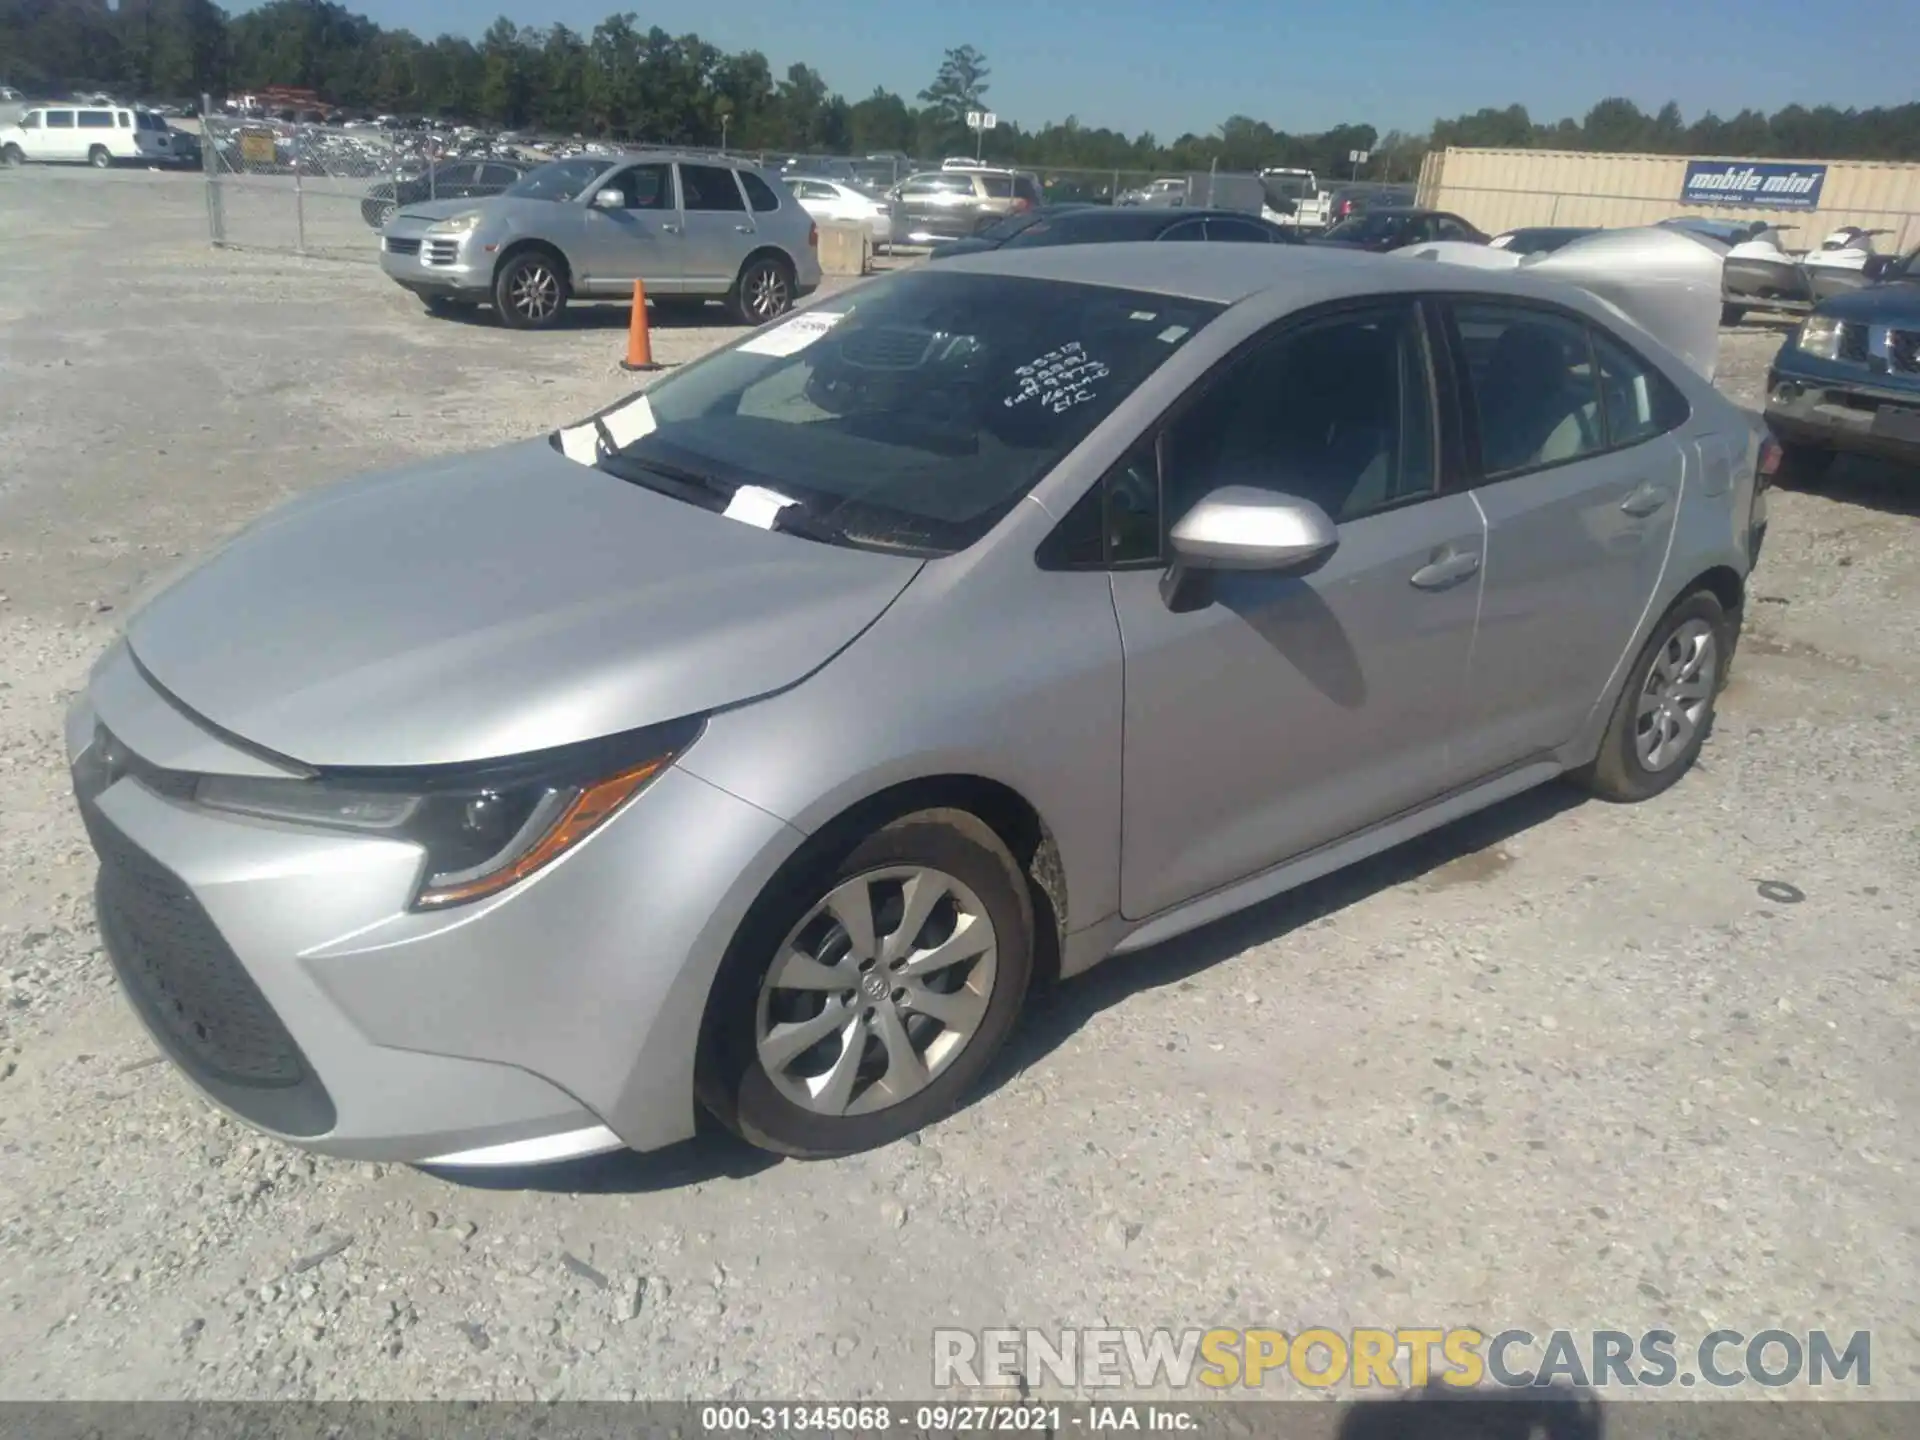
[493, 237, 572, 288]
[736, 244, 797, 286]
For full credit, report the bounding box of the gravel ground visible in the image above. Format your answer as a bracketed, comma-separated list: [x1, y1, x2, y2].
[1, 168, 1916, 1404]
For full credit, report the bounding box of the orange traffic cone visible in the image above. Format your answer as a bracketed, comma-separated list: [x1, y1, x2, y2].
[620, 279, 662, 372]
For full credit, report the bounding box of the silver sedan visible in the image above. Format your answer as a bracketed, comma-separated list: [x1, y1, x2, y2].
[71, 239, 1767, 1165]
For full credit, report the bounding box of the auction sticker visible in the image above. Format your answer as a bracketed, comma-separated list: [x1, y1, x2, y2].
[738, 311, 845, 358]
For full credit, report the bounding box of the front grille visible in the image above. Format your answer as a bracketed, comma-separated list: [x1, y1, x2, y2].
[838, 326, 938, 370]
[1891, 329, 1920, 375]
[1838, 322, 1870, 364]
[423, 239, 459, 266]
[384, 236, 421, 257]
[85, 805, 307, 1089]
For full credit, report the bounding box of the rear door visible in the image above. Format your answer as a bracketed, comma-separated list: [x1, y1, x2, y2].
[1442, 299, 1689, 775]
[676, 163, 757, 293]
[577, 161, 680, 292]
[1107, 299, 1489, 918]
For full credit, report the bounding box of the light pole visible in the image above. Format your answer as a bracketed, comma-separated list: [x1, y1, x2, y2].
[720, 112, 730, 155]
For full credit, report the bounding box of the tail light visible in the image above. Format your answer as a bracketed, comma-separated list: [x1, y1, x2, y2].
[1011, 197, 1032, 214]
[808, 221, 818, 249]
[1756, 435, 1782, 491]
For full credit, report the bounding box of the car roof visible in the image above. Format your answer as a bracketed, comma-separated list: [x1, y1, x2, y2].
[933, 240, 1601, 311]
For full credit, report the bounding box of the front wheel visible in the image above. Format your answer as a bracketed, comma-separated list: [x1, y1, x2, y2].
[1721, 303, 1746, 327]
[1577, 591, 1729, 803]
[729, 254, 794, 325]
[700, 813, 1034, 1158]
[493, 249, 568, 329]
[88, 146, 112, 170]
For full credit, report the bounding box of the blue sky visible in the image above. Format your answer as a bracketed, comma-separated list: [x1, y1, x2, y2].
[285, 0, 1920, 140]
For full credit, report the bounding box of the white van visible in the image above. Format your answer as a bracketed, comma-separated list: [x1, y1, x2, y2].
[0, 105, 179, 168]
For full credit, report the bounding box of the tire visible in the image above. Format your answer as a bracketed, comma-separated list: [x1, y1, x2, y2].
[88, 146, 112, 170]
[728, 253, 795, 325]
[1577, 591, 1730, 804]
[700, 812, 1034, 1158]
[363, 199, 396, 230]
[1, 144, 24, 168]
[1720, 304, 1746, 326]
[492, 248, 568, 329]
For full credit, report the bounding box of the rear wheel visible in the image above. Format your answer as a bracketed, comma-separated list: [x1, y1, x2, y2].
[88, 146, 112, 170]
[493, 249, 568, 329]
[1720, 303, 1745, 326]
[700, 813, 1034, 1158]
[2, 144, 24, 167]
[729, 254, 794, 325]
[1578, 591, 1729, 803]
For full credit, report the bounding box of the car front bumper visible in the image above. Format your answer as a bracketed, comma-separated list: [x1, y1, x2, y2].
[378, 231, 493, 300]
[1765, 366, 1920, 463]
[69, 642, 804, 1166]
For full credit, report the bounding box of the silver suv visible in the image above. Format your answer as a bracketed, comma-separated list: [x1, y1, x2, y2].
[379, 152, 824, 329]
[887, 167, 1045, 245]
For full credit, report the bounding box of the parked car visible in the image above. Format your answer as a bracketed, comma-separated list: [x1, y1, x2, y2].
[927, 204, 1303, 259]
[887, 167, 1045, 245]
[378, 153, 822, 328]
[361, 158, 532, 229]
[1118, 176, 1188, 207]
[1313, 207, 1489, 252]
[0, 104, 183, 168]
[1325, 182, 1417, 226]
[1258, 168, 1332, 229]
[1765, 246, 1920, 478]
[784, 176, 892, 250]
[70, 244, 1766, 1167]
[1489, 226, 1603, 256]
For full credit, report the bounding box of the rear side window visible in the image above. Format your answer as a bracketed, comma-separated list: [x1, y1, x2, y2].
[740, 172, 783, 211]
[680, 165, 747, 211]
[1591, 328, 1690, 447]
[1015, 175, 1043, 204]
[479, 164, 521, 188]
[1453, 303, 1605, 476]
[78, 110, 113, 129]
[979, 174, 1013, 198]
[46, 111, 75, 128]
[137, 112, 168, 132]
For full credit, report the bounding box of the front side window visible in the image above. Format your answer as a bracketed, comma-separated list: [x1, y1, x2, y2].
[22, 112, 41, 129]
[680, 164, 746, 212]
[479, 164, 522, 188]
[600, 163, 671, 211]
[1163, 304, 1437, 527]
[1453, 303, 1605, 476]
[137, 112, 168, 132]
[1039, 441, 1162, 569]
[1434, 217, 1475, 241]
[592, 270, 1221, 555]
[1591, 328, 1689, 448]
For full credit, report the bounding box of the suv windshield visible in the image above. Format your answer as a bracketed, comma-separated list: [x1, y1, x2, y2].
[592, 270, 1222, 555]
[505, 157, 609, 202]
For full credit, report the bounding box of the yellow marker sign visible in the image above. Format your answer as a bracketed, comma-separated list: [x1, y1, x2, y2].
[239, 130, 276, 166]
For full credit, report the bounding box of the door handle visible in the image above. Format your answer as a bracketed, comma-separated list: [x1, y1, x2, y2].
[1620, 482, 1669, 518]
[660, 223, 680, 234]
[733, 224, 754, 234]
[1409, 547, 1482, 590]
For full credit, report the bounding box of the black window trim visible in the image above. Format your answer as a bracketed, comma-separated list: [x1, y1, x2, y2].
[1432, 292, 1693, 490]
[1036, 293, 1450, 573]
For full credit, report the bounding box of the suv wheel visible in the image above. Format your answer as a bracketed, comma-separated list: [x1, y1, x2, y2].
[2, 144, 24, 167]
[700, 813, 1034, 1157]
[88, 146, 112, 169]
[730, 254, 794, 325]
[493, 250, 568, 329]
[1578, 590, 1729, 803]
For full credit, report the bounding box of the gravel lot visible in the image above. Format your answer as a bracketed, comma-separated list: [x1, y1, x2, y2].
[1, 168, 1916, 1404]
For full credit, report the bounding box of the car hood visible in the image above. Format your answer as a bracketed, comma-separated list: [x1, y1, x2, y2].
[393, 197, 493, 223]
[1816, 280, 1920, 326]
[125, 439, 923, 769]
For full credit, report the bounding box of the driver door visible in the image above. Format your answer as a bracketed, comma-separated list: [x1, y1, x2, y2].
[1105, 300, 1488, 919]
[579, 161, 683, 293]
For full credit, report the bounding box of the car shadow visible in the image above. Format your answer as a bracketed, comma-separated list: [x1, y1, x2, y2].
[416, 1112, 778, 1194]
[1334, 1384, 1604, 1439]
[1775, 451, 1920, 517]
[981, 779, 1586, 1101]
[428, 302, 743, 334]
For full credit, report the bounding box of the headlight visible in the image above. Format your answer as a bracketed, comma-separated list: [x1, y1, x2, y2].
[427, 212, 483, 236]
[192, 719, 700, 909]
[1796, 315, 1842, 360]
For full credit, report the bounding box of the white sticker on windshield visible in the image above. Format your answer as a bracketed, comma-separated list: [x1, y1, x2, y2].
[1157, 325, 1189, 344]
[599, 394, 656, 447]
[1003, 342, 1111, 416]
[556, 423, 601, 465]
[1129, 310, 1157, 322]
[737, 310, 846, 358]
[723, 484, 800, 529]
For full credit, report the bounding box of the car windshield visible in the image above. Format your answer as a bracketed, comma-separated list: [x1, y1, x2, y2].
[504, 157, 607, 202]
[588, 270, 1222, 555]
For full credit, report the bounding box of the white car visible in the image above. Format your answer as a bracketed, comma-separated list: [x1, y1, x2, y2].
[0, 103, 181, 168]
[784, 176, 892, 249]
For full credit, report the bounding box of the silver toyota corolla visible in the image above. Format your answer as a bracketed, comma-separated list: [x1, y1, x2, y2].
[379, 152, 823, 329]
[70, 240, 1768, 1166]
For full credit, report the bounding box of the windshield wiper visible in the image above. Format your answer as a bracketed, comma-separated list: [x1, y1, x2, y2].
[596, 451, 734, 511]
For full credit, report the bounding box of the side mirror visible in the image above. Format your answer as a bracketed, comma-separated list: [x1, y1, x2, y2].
[592, 188, 625, 210]
[1162, 486, 1339, 610]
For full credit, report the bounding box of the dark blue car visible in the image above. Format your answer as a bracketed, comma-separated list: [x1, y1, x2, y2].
[1765, 247, 1920, 477]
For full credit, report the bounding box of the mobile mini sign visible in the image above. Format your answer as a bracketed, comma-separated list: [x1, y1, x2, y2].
[1681, 159, 1828, 209]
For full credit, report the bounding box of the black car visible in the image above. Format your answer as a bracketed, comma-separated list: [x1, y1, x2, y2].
[361, 159, 532, 229]
[1312, 207, 1488, 252]
[1765, 247, 1920, 477]
[1324, 182, 1417, 226]
[926, 205, 1304, 260]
